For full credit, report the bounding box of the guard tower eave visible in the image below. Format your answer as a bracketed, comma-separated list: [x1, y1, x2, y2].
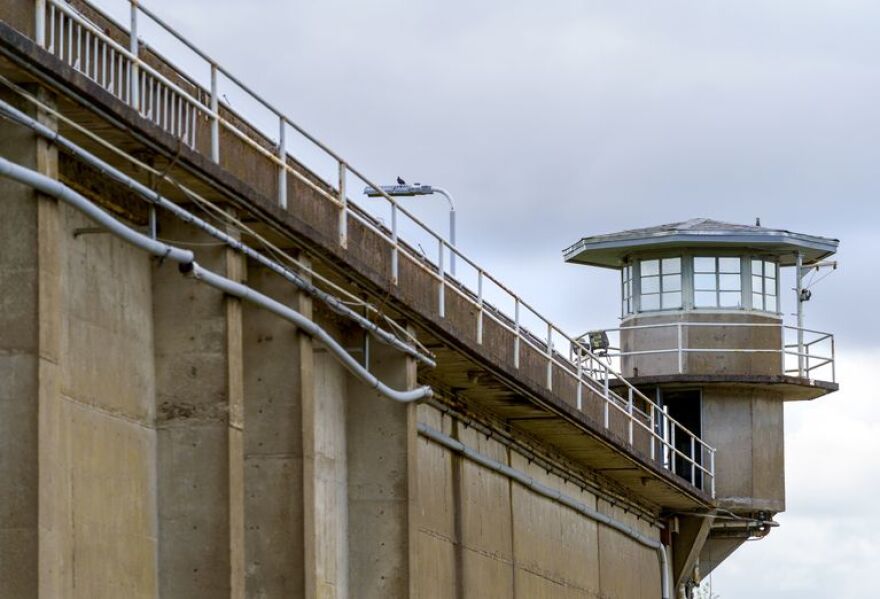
[562, 219, 840, 268]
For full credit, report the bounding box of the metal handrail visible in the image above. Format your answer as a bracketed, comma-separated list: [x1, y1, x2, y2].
[581, 321, 836, 383]
[30, 0, 716, 494]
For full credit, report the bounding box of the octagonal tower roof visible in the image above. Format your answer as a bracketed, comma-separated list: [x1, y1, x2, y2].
[563, 218, 838, 269]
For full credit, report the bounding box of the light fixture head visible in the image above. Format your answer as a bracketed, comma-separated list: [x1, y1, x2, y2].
[363, 184, 434, 197]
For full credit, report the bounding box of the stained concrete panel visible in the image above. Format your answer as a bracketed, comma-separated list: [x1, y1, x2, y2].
[309, 348, 349, 598]
[702, 387, 785, 512]
[598, 499, 662, 599]
[413, 411, 664, 598]
[346, 336, 415, 598]
[622, 312, 782, 378]
[60, 206, 156, 421]
[455, 426, 514, 598]
[66, 399, 157, 598]
[0, 88, 50, 597]
[751, 395, 785, 509]
[54, 201, 158, 598]
[153, 214, 233, 598]
[242, 261, 305, 597]
[413, 404, 457, 597]
[511, 456, 601, 597]
[414, 530, 456, 599]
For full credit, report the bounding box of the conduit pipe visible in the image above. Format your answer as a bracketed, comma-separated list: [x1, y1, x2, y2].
[0, 156, 432, 404]
[0, 96, 435, 369]
[184, 263, 429, 402]
[417, 423, 671, 599]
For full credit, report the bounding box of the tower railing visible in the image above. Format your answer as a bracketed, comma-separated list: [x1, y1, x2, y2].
[575, 321, 835, 383]
[27, 0, 716, 496]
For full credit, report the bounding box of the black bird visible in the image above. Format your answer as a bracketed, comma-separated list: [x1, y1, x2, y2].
[396, 176, 406, 185]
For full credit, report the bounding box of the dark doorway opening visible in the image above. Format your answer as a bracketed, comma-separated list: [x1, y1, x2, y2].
[659, 389, 703, 488]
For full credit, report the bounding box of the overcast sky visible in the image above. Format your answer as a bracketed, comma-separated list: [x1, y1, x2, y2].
[95, 0, 879, 595]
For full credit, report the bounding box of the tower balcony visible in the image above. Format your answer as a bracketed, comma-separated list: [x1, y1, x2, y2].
[576, 315, 837, 401]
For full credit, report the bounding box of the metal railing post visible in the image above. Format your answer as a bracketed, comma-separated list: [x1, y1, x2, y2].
[74, 18, 81, 70]
[476, 269, 484, 344]
[35, 0, 46, 46]
[546, 323, 553, 390]
[49, 2, 55, 53]
[277, 117, 287, 209]
[390, 202, 398, 284]
[805, 343, 811, 376]
[513, 299, 520, 368]
[677, 322, 683, 373]
[796, 252, 805, 377]
[210, 64, 219, 162]
[627, 387, 634, 445]
[338, 162, 347, 247]
[449, 208, 457, 277]
[649, 404, 656, 461]
[603, 364, 610, 429]
[129, 1, 139, 111]
[438, 239, 445, 318]
[711, 450, 716, 497]
[831, 336, 836, 383]
[690, 436, 696, 486]
[576, 348, 583, 410]
[670, 425, 676, 474]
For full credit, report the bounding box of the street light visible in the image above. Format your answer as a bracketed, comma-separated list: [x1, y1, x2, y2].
[363, 182, 457, 276]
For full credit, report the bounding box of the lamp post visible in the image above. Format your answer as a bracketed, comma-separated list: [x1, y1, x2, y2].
[364, 183, 457, 276]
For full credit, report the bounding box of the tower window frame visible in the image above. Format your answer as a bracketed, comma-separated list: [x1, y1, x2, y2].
[638, 257, 682, 312]
[622, 263, 634, 316]
[693, 256, 743, 309]
[751, 258, 779, 313]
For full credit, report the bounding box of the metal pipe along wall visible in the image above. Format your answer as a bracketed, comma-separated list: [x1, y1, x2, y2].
[0, 94, 436, 369]
[0, 156, 432, 404]
[417, 423, 671, 599]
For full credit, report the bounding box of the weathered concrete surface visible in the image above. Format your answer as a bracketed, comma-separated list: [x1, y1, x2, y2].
[54, 201, 158, 599]
[0, 106, 674, 596]
[0, 86, 50, 599]
[702, 387, 785, 513]
[346, 334, 417, 598]
[303, 284, 351, 599]
[672, 515, 713, 589]
[153, 212, 243, 598]
[1, 87, 160, 598]
[243, 259, 306, 597]
[621, 312, 783, 378]
[414, 403, 666, 599]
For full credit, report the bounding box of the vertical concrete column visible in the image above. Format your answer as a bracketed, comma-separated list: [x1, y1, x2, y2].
[225, 236, 246, 599]
[303, 268, 351, 599]
[153, 209, 243, 598]
[242, 255, 306, 596]
[346, 330, 419, 598]
[0, 87, 58, 598]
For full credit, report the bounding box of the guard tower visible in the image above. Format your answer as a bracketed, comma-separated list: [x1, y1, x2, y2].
[563, 218, 839, 587]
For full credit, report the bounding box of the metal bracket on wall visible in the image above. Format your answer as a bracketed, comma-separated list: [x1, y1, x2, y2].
[73, 226, 110, 238]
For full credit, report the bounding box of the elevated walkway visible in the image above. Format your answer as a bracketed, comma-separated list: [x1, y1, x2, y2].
[0, 0, 715, 509]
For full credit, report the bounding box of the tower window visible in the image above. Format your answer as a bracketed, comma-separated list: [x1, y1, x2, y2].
[694, 257, 742, 308]
[639, 257, 682, 311]
[751, 259, 778, 312]
[622, 264, 634, 315]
